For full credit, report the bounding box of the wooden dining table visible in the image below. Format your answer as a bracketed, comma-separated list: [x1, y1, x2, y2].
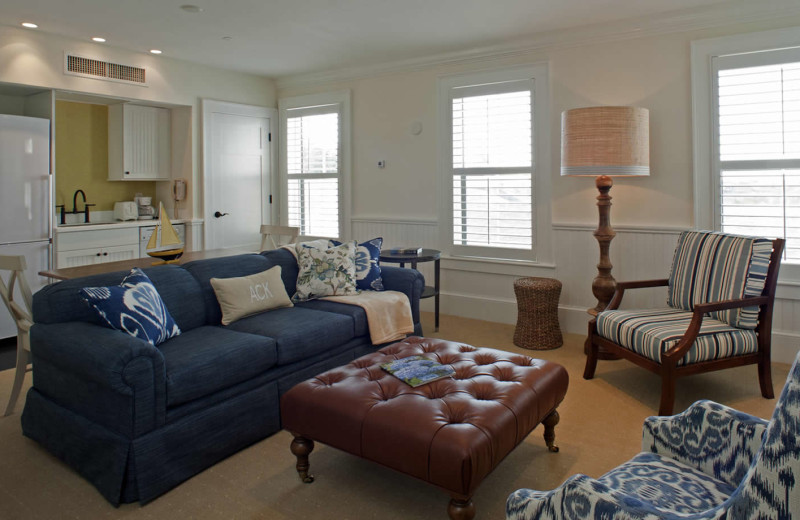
[39, 247, 258, 280]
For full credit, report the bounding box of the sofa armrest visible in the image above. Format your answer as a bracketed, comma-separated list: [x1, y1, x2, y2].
[642, 400, 768, 488]
[30, 322, 167, 437]
[380, 265, 425, 326]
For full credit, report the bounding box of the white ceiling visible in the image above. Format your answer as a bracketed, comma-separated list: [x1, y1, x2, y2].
[0, 0, 791, 80]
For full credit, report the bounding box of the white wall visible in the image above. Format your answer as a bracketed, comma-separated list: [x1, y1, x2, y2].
[0, 25, 276, 221]
[278, 17, 800, 363]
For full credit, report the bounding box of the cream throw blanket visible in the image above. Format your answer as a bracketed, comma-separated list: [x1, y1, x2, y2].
[282, 243, 414, 345]
[323, 291, 414, 345]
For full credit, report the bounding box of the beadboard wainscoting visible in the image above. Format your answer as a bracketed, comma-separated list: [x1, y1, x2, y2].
[352, 218, 800, 363]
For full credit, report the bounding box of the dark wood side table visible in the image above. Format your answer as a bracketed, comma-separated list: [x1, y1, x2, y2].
[379, 249, 441, 332]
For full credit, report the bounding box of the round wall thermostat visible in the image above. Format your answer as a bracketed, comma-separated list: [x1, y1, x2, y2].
[410, 121, 423, 135]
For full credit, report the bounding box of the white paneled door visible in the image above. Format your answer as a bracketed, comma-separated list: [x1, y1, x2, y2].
[203, 101, 275, 251]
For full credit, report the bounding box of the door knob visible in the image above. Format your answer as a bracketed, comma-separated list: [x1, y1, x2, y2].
[214, 211, 229, 218]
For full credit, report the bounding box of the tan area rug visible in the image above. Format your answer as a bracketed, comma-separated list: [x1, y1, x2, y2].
[0, 312, 790, 519]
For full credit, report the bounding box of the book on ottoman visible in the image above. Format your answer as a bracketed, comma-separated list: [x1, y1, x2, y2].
[381, 355, 455, 387]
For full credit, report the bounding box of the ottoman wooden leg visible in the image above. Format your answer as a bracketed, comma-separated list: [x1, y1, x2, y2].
[290, 435, 315, 483]
[447, 497, 475, 520]
[543, 410, 560, 453]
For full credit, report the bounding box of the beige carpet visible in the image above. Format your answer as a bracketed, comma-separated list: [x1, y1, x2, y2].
[0, 312, 790, 519]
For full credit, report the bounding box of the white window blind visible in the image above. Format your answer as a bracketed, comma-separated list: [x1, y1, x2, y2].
[451, 83, 533, 250]
[715, 48, 800, 262]
[285, 108, 340, 237]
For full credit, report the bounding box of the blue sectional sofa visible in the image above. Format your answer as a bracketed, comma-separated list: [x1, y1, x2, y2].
[21, 248, 424, 505]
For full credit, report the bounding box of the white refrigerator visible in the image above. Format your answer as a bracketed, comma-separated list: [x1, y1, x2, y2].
[0, 114, 51, 340]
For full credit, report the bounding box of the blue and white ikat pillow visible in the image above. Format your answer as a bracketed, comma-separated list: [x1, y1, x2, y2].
[331, 237, 385, 291]
[80, 268, 181, 346]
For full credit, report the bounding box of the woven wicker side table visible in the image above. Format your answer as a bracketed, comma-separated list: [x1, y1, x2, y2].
[513, 277, 563, 350]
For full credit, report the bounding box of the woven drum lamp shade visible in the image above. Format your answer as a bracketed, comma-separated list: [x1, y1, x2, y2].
[561, 106, 649, 177]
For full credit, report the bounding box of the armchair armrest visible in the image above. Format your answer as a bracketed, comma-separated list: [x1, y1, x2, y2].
[663, 296, 769, 362]
[30, 322, 167, 437]
[694, 296, 768, 314]
[642, 400, 767, 488]
[606, 278, 669, 310]
[507, 474, 672, 520]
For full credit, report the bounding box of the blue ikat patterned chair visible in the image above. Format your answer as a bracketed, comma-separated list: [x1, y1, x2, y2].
[506, 351, 800, 519]
[585, 230, 784, 415]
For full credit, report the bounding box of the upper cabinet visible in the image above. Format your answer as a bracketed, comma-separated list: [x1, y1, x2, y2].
[108, 104, 171, 181]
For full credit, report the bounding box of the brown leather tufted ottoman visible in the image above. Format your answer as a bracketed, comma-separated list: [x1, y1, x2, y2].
[280, 337, 569, 519]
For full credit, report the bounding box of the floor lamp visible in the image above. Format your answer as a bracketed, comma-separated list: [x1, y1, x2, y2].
[561, 106, 650, 315]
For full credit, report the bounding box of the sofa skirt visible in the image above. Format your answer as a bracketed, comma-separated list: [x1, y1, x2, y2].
[21, 380, 280, 505]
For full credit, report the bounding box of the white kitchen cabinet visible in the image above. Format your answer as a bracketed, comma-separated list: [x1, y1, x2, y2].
[108, 104, 171, 181]
[55, 227, 140, 268]
[56, 244, 140, 268]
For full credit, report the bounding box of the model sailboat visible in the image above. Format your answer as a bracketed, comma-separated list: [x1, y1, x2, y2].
[146, 202, 184, 264]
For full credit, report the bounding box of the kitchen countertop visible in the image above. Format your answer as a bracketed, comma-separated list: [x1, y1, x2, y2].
[55, 218, 201, 233]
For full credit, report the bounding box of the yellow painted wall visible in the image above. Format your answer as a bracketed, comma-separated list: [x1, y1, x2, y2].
[55, 100, 155, 212]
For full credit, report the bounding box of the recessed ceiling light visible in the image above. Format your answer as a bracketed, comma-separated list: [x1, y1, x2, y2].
[92, 37, 106, 43]
[180, 4, 203, 13]
[21, 22, 38, 28]
[150, 49, 162, 55]
[222, 36, 232, 41]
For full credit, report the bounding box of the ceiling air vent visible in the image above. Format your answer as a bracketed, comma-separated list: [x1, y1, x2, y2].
[64, 52, 147, 86]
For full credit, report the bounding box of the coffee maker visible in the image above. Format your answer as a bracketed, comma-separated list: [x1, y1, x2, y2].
[135, 195, 156, 220]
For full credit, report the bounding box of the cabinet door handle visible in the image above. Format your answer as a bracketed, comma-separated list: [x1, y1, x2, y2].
[103, 252, 108, 256]
[125, 171, 130, 175]
[96, 253, 101, 256]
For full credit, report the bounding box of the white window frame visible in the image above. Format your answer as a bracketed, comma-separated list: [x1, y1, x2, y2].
[278, 90, 351, 240]
[437, 64, 552, 264]
[692, 27, 800, 279]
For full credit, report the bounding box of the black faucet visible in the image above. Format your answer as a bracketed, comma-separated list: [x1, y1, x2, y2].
[71, 190, 96, 223]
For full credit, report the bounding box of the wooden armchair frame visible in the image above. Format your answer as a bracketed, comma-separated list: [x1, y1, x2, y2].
[584, 238, 785, 415]
[259, 225, 299, 251]
[0, 255, 34, 416]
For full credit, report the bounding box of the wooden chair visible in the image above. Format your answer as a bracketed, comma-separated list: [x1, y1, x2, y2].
[259, 225, 299, 251]
[0, 255, 34, 416]
[585, 230, 784, 416]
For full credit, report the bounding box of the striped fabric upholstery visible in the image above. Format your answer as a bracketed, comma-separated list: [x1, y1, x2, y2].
[667, 231, 772, 330]
[596, 308, 758, 366]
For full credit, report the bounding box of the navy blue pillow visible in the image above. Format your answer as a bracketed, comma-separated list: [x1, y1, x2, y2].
[80, 268, 181, 346]
[330, 237, 384, 291]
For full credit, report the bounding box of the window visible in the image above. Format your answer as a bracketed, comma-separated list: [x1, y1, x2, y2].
[279, 91, 350, 239]
[716, 49, 800, 261]
[692, 28, 800, 265]
[440, 65, 551, 262]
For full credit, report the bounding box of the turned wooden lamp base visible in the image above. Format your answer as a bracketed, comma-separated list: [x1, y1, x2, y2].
[586, 175, 621, 359]
[590, 175, 617, 315]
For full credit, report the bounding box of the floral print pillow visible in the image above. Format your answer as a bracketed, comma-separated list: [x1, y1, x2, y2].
[293, 241, 359, 302]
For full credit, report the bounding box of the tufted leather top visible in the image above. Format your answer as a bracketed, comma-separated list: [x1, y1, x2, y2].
[281, 337, 569, 497]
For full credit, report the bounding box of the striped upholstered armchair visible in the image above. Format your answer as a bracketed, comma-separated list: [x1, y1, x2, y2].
[506, 351, 800, 519]
[586, 230, 784, 415]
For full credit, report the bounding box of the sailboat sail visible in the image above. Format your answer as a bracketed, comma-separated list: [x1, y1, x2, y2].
[146, 202, 184, 262]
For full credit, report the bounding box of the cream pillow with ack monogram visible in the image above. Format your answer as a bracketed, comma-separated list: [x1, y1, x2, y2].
[211, 265, 293, 325]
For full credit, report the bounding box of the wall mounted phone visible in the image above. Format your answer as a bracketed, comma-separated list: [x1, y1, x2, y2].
[173, 179, 187, 218]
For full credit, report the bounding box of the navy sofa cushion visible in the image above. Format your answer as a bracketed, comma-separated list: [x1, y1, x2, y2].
[158, 326, 278, 407]
[32, 265, 206, 332]
[226, 306, 355, 366]
[183, 254, 274, 325]
[295, 300, 368, 337]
